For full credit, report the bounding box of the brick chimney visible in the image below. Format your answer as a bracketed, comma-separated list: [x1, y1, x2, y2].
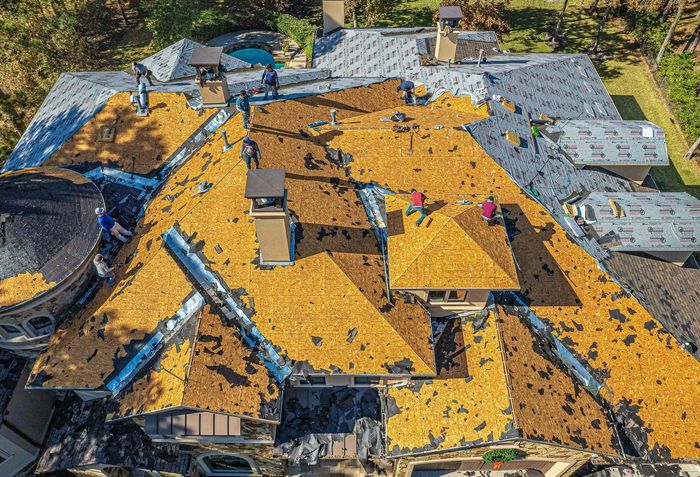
[323, 0, 345, 35]
[435, 6, 463, 62]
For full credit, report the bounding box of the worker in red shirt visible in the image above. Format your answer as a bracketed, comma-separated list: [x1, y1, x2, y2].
[479, 196, 498, 222]
[405, 189, 428, 225]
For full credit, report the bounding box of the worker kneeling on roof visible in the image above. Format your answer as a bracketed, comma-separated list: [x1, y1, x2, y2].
[479, 196, 498, 223]
[397, 80, 415, 105]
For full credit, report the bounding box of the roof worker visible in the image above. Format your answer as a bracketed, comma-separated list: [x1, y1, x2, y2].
[236, 90, 251, 130]
[261, 64, 280, 101]
[95, 208, 132, 243]
[479, 196, 499, 223]
[397, 80, 415, 105]
[405, 189, 428, 226]
[93, 254, 115, 286]
[240, 136, 261, 170]
[131, 62, 154, 87]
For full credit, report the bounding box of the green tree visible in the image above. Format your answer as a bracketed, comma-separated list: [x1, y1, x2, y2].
[347, 0, 391, 27]
[143, 0, 197, 48]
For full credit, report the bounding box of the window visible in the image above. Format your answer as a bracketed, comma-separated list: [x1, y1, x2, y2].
[197, 453, 257, 476]
[299, 375, 326, 386]
[428, 291, 447, 303]
[354, 376, 381, 386]
[447, 290, 468, 302]
[24, 315, 55, 336]
[0, 324, 23, 340]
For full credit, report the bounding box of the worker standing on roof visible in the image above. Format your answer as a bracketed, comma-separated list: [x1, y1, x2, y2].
[479, 196, 498, 223]
[236, 90, 251, 129]
[132, 62, 154, 87]
[93, 254, 116, 286]
[95, 208, 132, 243]
[397, 80, 415, 105]
[261, 64, 280, 100]
[240, 136, 261, 169]
[405, 189, 428, 226]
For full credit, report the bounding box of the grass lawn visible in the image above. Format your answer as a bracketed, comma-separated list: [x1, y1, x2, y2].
[380, 0, 700, 196]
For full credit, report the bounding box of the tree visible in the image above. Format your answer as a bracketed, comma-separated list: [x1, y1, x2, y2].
[142, 0, 197, 48]
[435, 0, 511, 36]
[588, 0, 620, 54]
[555, 0, 569, 36]
[655, 0, 687, 68]
[346, 0, 390, 27]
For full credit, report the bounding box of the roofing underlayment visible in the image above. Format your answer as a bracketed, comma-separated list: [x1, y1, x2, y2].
[139, 38, 250, 82]
[579, 192, 700, 252]
[385, 194, 519, 290]
[0, 167, 103, 309]
[539, 120, 669, 167]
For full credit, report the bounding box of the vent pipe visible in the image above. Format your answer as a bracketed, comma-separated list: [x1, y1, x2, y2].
[330, 109, 338, 126]
[477, 49, 484, 67]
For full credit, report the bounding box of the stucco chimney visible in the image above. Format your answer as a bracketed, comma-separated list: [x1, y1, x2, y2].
[435, 6, 463, 63]
[323, 0, 345, 35]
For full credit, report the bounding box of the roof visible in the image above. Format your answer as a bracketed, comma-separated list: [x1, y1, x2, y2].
[189, 46, 225, 66]
[579, 192, 700, 252]
[0, 167, 103, 310]
[30, 82, 438, 404]
[114, 306, 282, 422]
[140, 39, 248, 82]
[385, 194, 519, 290]
[245, 168, 285, 198]
[540, 120, 669, 167]
[45, 92, 215, 175]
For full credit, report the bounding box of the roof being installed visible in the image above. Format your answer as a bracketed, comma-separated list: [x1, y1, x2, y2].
[540, 120, 668, 167]
[140, 39, 249, 82]
[385, 194, 519, 290]
[580, 192, 700, 251]
[0, 167, 103, 310]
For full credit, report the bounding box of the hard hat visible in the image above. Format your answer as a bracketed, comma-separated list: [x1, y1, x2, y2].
[95, 207, 105, 215]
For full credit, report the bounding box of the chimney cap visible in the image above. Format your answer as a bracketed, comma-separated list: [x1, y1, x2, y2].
[245, 168, 286, 199]
[438, 6, 464, 20]
[189, 47, 224, 66]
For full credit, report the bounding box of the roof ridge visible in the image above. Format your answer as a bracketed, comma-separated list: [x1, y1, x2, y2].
[452, 207, 518, 284]
[389, 212, 454, 287]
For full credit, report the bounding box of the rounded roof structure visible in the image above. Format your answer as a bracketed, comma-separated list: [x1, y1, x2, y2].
[0, 167, 104, 311]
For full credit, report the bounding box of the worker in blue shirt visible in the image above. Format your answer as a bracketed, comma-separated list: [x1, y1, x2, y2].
[235, 90, 251, 129]
[397, 80, 415, 104]
[261, 64, 280, 100]
[95, 207, 132, 243]
[240, 136, 261, 169]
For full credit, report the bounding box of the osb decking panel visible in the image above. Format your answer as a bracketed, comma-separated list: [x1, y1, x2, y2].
[385, 194, 519, 290]
[329, 99, 700, 458]
[46, 92, 213, 174]
[29, 114, 250, 389]
[0, 272, 55, 308]
[385, 311, 514, 454]
[115, 305, 281, 421]
[497, 305, 618, 455]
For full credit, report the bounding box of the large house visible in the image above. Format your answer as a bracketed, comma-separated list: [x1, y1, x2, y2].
[0, 3, 699, 477]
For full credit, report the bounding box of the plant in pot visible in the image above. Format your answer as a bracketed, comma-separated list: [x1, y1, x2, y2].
[482, 448, 518, 470]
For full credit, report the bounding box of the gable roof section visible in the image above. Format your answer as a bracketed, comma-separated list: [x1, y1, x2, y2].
[386, 194, 519, 290]
[140, 38, 249, 82]
[113, 306, 282, 422]
[580, 191, 700, 252]
[540, 120, 668, 167]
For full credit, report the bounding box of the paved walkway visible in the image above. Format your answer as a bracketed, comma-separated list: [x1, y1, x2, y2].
[208, 30, 308, 68]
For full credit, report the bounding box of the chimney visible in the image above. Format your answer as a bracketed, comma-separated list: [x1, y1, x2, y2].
[435, 6, 463, 63]
[323, 0, 345, 35]
[245, 168, 293, 264]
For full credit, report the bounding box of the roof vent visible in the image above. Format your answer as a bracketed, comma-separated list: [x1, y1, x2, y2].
[608, 199, 625, 218]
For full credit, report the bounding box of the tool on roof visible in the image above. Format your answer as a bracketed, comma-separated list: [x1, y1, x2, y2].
[308, 120, 327, 128]
[391, 112, 406, 122]
[406, 131, 414, 156]
[97, 116, 119, 142]
[609, 198, 625, 217]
